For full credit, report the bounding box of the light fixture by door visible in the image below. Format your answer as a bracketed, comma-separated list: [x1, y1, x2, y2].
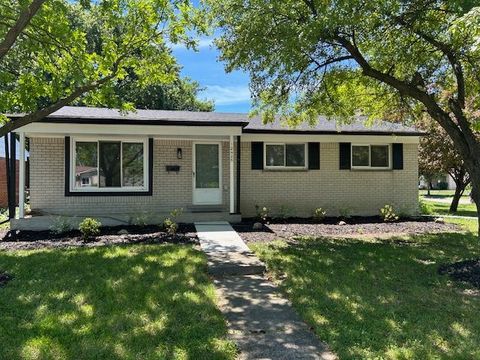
[177, 148, 182, 159]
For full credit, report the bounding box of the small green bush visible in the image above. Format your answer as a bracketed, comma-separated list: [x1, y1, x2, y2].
[79, 218, 101, 240]
[380, 205, 399, 222]
[278, 204, 293, 220]
[129, 212, 151, 227]
[437, 181, 449, 190]
[49, 216, 74, 235]
[339, 207, 352, 219]
[163, 208, 183, 235]
[255, 205, 270, 223]
[419, 200, 433, 215]
[312, 208, 327, 222]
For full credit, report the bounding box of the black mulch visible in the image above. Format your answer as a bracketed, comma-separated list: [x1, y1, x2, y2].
[0, 224, 197, 251]
[0, 271, 13, 287]
[233, 217, 459, 243]
[438, 259, 480, 289]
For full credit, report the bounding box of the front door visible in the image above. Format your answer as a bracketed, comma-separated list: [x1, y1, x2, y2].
[193, 143, 222, 205]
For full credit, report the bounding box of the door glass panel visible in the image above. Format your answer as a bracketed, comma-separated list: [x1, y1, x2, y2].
[196, 144, 219, 189]
[99, 141, 121, 187]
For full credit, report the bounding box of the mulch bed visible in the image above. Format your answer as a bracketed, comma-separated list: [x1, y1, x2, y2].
[439, 259, 480, 289]
[0, 224, 197, 251]
[233, 217, 459, 243]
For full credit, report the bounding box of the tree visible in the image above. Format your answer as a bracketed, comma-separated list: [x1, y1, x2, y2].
[207, 0, 480, 232]
[107, 74, 214, 111]
[419, 120, 471, 211]
[0, 0, 208, 135]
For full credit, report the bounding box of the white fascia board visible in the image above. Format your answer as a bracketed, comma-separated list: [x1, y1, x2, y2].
[18, 122, 243, 137]
[241, 133, 420, 144]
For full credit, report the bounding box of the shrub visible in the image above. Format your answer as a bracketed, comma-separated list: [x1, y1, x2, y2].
[278, 204, 293, 220]
[129, 212, 151, 227]
[312, 208, 327, 222]
[163, 208, 183, 235]
[79, 218, 101, 240]
[437, 181, 449, 190]
[419, 200, 433, 215]
[49, 216, 74, 235]
[379, 204, 399, 222]
[339, 207, 352, 219]
[255, 205, 270, 223]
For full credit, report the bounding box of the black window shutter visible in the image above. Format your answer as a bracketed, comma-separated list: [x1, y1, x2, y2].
[339, 142, 351, 170]
[251, 142, 264, 170]
[308, 142, 320, 170]
[392, 143, 404, 169]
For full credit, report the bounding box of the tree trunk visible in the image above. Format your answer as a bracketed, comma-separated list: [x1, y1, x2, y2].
[468, 171, 480, 236]
[427, 181, 432, 196]
[450, 185, 465, 213]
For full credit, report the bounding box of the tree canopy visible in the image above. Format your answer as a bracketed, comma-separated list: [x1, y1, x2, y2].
[208, 0, 480, 229]
[0, 0, 209, 136]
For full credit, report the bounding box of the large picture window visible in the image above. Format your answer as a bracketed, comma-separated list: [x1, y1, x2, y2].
[265, 143, 306, 169]
[351, 144, 390, 169]
[72, 138, 148, 192]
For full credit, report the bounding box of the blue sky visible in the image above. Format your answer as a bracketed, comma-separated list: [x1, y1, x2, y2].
[171, 36, 252, 113]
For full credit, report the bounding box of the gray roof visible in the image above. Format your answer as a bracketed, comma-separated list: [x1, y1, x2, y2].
[8, 106, 422, 135]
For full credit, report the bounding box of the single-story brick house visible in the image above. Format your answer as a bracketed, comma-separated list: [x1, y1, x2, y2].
[9, 106, 421, 230]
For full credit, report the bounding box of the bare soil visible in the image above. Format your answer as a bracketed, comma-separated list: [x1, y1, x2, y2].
[0, 224, 197, 251]
[233, 217, 459, 243]
[439, 259, 480, 289]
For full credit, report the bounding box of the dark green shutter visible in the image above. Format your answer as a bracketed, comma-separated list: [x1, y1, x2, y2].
[251, 142, 264, 170]
[339, 142, 351, 170]
[392, 143, 404, 169]
[308, 143, 320, 169]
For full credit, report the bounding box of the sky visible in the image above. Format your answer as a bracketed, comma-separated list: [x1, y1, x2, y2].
[171, 36, 252, 113]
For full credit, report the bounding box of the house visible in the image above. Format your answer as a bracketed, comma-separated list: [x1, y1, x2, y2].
[8, 106, 421, 230]
[0, 157, 18, 209]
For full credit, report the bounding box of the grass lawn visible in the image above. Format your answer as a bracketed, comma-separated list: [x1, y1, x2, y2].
[419, 189, 471, 198]
[251, 221, 480, 359]
[420, 199, 478, 217]
[0, 244, 236, 360]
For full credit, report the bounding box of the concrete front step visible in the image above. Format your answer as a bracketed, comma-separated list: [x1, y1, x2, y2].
[207, 251, 266, 276]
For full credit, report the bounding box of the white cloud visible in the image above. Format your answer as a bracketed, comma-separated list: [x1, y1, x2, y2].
[202, 85, 251, 105]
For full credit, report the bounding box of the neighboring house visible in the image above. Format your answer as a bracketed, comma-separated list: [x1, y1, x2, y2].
[419, 174, 457, 190]
[9, 106, 421, 230]
[0, 157, 18, 209]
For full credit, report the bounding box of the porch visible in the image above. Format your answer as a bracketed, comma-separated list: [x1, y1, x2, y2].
[11, 114, 244, 231]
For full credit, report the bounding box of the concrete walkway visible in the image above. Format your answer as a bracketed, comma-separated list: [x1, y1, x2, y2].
[195, 222, 336, 360]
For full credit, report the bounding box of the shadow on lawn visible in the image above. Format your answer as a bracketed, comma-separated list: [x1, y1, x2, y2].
[253, 231, 480, 359]
[0, 244, 235, 360]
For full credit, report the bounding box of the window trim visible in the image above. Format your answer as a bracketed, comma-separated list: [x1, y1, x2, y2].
[264, 143, 308, 169]
[351, 143, 391, 170]
[65, 136, 152, 196]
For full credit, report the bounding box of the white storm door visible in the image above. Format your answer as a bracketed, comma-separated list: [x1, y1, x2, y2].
[193, 143, 222, 205]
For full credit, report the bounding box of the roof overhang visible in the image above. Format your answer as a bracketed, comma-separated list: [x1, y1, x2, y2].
[16, 122, 243, 137]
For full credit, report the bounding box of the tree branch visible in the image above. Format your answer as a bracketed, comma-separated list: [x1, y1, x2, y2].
[395, 16, 466, 108]
[0, 74, 116, 137]
[0, 0, 46, 61]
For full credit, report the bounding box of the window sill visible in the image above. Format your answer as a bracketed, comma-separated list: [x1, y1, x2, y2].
[65, 190, 152, 197]
[350, 168, 393, 172]
[263, 168, 309, 172]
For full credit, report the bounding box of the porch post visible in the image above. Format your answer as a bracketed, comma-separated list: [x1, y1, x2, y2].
[229, 135, 235, 214]
[18, 132, 26, 219]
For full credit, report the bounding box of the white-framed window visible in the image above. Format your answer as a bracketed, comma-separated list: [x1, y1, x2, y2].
[71, 137, 149, 192]
[264, 143, 307, 169]
[351, 144, 390, 169]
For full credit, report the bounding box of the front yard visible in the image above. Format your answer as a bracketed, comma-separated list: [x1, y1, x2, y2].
[250, 219, 480, 359]
[0, 244, 236, 360]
